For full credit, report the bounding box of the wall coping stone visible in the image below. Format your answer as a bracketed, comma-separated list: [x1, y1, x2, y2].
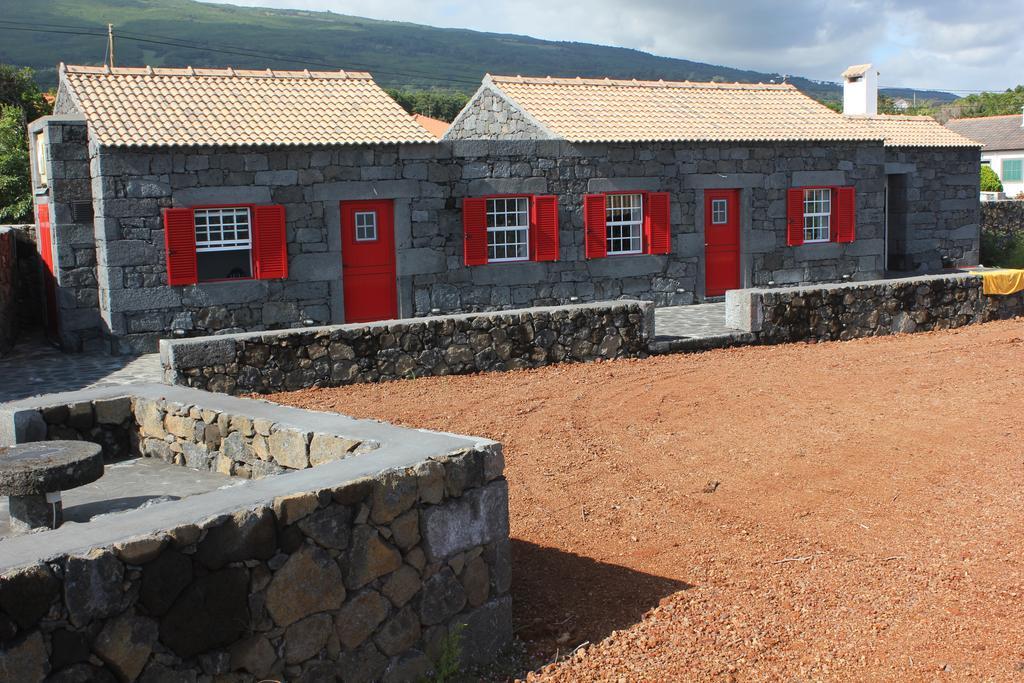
[0, 383, 492, 573]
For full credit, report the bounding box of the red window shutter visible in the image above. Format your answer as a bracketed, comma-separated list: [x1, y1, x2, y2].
[530, 195, 559, 261]
[835, 186, 856, 243]
[786, 188, 805, 247]
[644, 191, 671, 255]
[584, 194, 607, 259]
[163, 208, 198, 286]
[463, 197, 488, 266]
[252, 204, 288, 280]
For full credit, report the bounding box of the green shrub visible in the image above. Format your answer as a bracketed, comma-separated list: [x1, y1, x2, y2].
[981, 165, 1003, 192]
[0, 105, 32, 223]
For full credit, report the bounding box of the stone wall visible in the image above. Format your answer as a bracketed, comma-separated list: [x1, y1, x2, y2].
[0, 228, 15, 354]
[725, 273, 1024, 344]
[29, 117, 103, 351]
[980, 199, 1024, 266]
[445, 86, 553, 140]
[77, 133, 889, 353]
[0, 385, 512, 682]
[162, 300, 654, 395]
[19, 393, 379, 480]
[885, 147, 980, 272]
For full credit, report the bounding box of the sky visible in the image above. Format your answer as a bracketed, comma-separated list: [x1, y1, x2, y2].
[201, 0, 1020, 94]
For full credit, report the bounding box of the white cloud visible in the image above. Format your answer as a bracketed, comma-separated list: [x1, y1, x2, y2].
[201, 0, 1023, 92]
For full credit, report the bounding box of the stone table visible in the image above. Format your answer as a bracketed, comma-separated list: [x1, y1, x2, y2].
[0, 441, 104, 532]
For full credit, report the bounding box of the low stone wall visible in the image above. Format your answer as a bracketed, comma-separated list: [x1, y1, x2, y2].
[18, 391, 379, 480]
[0, 228, 16, 355]
[0, 385, 511, 682]
[162, 300, 653, 395]
[726, 273, 1024, 344]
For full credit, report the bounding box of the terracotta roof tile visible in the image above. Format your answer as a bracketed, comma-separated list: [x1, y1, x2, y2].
[486, 74, 880, 144]
[413, 113, 450, 139]
[60, 64, 436, 147]
[855, 114, 980, 148]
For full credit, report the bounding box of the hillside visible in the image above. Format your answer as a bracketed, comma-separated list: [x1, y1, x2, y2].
[0, 0, 956, 104]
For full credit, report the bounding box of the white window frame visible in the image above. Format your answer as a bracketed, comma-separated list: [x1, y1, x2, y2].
[194, 207, 253, 253]
[34, 132, 47, 187]
[803, 188, 831, 243]
[606, 193, 643, 255]
[711, 199, 728, 225]
[354, 211, 378, 242]
[486, 196, 530, 263]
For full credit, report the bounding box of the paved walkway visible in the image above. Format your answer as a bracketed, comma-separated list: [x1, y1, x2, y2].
[651, 302, 753, 354]
[0, 337, 161, 404]
[654, 302, 740, 339]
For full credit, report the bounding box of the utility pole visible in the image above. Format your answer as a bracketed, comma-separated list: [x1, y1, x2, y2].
[108, 24, 115, 68]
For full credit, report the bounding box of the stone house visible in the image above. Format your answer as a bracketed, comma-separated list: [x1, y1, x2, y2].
[28, 63, 980, 353]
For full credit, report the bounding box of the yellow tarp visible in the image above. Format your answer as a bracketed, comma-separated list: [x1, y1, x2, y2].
[972, 269, 1024, 295]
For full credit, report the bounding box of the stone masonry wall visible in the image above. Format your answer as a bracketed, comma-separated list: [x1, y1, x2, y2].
[23, 394, 379, 480]
[885, 147, 980, 272]
[0, 445, 512, 683]
[0, 229, 15, 354]
[30, 118, 103, 351]
[444, 86, 553, 140]
[162, 300, 653, 395]
[727, 273, 1024, 344]
[85, 137, 890, 353]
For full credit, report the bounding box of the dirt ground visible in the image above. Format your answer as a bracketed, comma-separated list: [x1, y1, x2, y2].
[269, 319, 1024, 681]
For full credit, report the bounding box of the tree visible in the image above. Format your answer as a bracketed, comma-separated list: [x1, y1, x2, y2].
[0, 106, 32, 222]
[980, 164, 1003, 193]
[0, 65, 51, 223]
[0, 65, 49, 123]
[385, 89, 469, 122]
[948, 86, 1024, 118]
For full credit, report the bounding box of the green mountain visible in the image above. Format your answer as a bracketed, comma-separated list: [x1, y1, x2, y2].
[0, 0, 956, 105]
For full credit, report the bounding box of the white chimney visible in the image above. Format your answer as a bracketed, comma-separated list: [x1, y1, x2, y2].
[842, 63, 877, 116]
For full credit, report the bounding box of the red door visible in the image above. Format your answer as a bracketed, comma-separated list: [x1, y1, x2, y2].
[704, 189, 741, 297]
[341, 200, 398, 323]
[36, 203, 59, 337]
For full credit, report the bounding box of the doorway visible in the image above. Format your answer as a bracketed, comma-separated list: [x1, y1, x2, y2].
[340, 200, 397, 323]
[704, 189, 741, 297]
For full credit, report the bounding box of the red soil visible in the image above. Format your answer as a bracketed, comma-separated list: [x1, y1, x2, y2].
[270, 319, 1024, 681]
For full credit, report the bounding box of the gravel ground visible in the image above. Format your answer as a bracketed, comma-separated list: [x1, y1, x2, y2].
[270, 319, 1024, 681]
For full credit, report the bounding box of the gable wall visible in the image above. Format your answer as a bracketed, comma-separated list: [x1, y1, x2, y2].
[445, 87, 553, 140]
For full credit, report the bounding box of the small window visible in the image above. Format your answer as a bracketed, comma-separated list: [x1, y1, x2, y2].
[1003, 159, 1023, 182]
[34, 132, 47, 187]
[606, 193, 643, 255]
[486, 197, 529, 262]
[711, 199, 728, 224]
[194, 207, 253, 281]
[803, 188, 831, 243]
[355, 211, 378, 242]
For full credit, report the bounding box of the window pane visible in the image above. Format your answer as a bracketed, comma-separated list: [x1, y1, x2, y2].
[355, 211, 378, 241]
[486, 197, 529, 262]
[193, 207, 253, 281]
[803, 188, 831, 242]
[1004, 159, 1023, 182]
[605, 193, 643, 255]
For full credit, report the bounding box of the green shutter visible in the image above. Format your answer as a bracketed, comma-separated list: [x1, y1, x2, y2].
[1003, 159, 1023, 182]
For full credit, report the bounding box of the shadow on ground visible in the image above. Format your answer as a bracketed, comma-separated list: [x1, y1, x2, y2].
[511, 539, 692, 653]
[0, 333, 162, 403]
